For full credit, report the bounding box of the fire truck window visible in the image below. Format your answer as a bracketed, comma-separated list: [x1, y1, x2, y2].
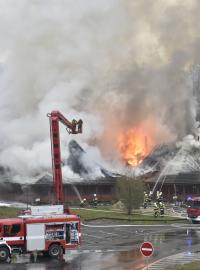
[0, 225, 2, 233]
[4, 225, 10, 236]
[65, 223, 79, 244]
[11, 224, 21, 235]
[70, 223, 79, 244]
[45, 224, 64, 240]
[66, 224, 70, 243]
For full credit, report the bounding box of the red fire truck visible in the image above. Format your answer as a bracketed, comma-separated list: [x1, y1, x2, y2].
[187, 196, 200, 224]
[0, 205, 80, 261]
[0, 111, 83, 262]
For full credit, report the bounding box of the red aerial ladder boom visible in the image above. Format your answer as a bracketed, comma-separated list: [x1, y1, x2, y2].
[47, 111, 83, 205]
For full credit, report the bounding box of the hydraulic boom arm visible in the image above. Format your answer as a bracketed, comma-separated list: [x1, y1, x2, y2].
[47, 111, 83, 204]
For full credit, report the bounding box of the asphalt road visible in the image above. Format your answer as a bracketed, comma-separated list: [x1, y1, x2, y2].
[1, 220, 200, 270]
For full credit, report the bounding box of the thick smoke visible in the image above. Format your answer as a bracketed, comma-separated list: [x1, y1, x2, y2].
[0, 0, 200, 181]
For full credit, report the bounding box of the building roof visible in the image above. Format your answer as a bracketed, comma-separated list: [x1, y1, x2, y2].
[145, 172, 200, 185]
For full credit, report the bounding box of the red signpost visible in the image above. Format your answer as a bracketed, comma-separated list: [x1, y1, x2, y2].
[140, 242, 154, 257]
[140, 242, 154, 270]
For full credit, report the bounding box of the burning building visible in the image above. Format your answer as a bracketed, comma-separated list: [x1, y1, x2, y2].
[1, 137, 200, 204]
[1, 1, 200, 204]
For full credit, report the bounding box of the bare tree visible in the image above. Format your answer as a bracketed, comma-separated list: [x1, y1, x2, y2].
[117, 176, 144, 215]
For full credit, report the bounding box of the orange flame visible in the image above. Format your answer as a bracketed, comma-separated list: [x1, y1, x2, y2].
[118, 128, 151, 166]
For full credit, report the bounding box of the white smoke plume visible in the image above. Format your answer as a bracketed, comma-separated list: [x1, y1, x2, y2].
[0, 0, 200, 181]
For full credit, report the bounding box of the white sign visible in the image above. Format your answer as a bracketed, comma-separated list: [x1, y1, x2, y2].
[30, 205, 64, 216]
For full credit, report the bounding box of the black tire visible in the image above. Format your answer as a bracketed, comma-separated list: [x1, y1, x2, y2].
[48, 244, 62, 258]
[0, 247, 9, 262]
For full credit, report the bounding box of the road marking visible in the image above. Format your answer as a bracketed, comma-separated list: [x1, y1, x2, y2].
[81, 223, 169, 228]
[171, 223, 200, 229]
[142, 251, 200, 270]
[82, 233, 102, 239]
[98, 230, 119, 236]
[67, 248, 130, 255]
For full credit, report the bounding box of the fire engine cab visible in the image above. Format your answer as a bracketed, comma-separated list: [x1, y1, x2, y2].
[0, 205, 81, 262]
[187, 196, 200, 224]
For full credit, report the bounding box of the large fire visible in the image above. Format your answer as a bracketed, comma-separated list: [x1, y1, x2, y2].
[118, 128, 152, 166]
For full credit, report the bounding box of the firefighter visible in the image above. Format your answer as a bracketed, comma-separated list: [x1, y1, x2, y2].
[93, 194, 98, 207]
[157, 191, 163, 203]
[143, 192, 148, 209]
[148, 191, 153, 204]
[173, 195, 178, 205]
[159, 202, 165, 217]
[80, 200, 84, 207]
[35, 198, 41, 205]
[83, 198, 87, 206]
[80, 198, 86, 208]
[153, 202, 159, 218]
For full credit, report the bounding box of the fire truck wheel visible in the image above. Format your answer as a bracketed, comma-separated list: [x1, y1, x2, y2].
[0, 247, 9, 262]
[48, 244, 62, 258]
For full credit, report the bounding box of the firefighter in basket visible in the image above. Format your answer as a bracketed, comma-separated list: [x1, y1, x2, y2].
[154, 202, 159, 218]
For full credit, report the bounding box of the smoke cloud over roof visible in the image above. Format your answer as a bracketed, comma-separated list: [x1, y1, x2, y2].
[0, 0, 200, 180]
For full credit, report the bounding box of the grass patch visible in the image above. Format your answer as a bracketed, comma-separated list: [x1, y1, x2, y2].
[0, 206, 20, 218]
[72, 208, 185, 224]
[0, 206, 187, 225]
[167, 262, 200, 270]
